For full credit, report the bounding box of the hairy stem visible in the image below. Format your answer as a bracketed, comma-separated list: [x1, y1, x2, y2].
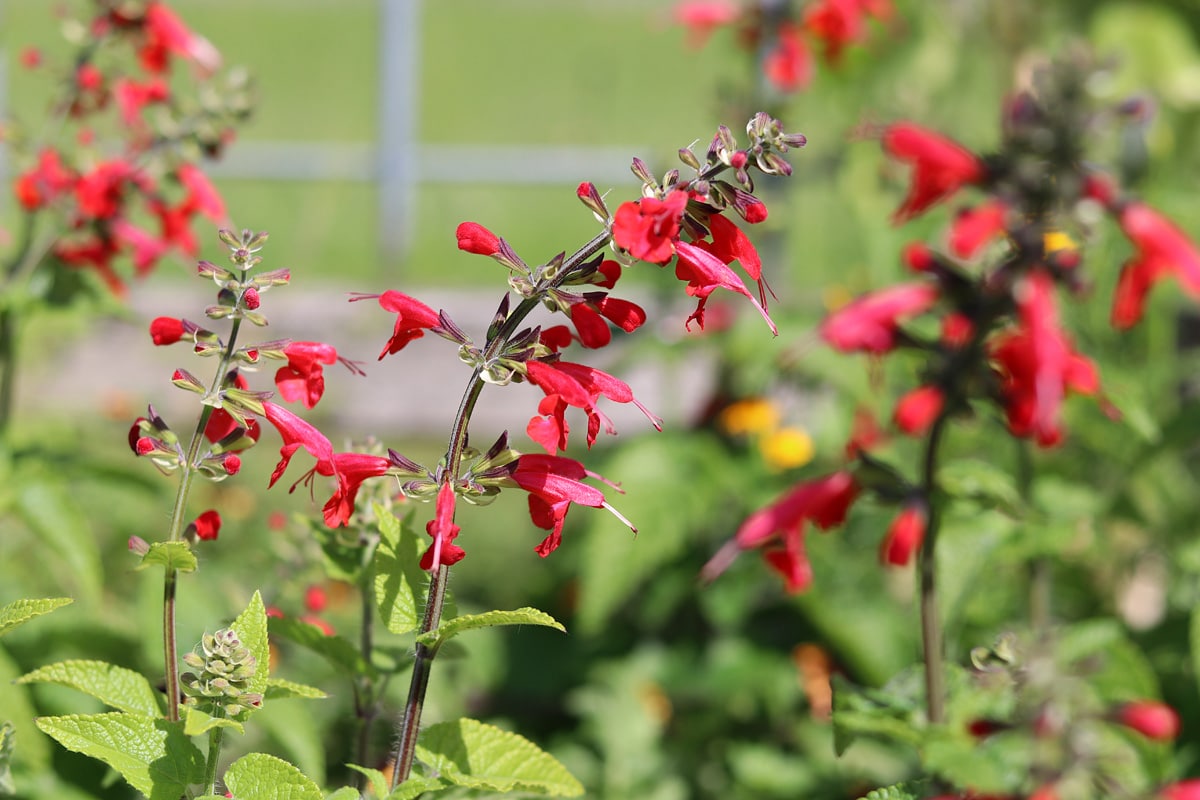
[203, 713, 226, 794]
[919, 413, 949, 725]
[162, 318, 244, 721]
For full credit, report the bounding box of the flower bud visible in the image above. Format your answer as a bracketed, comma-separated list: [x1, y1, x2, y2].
[1114, 700, 1180, 741]
[456, 221, 501, 256]
[242, 287, 261, 310]
[880, 503, 927, 566]
[150, 317, 187, 346]
[893, 385, 944, 436]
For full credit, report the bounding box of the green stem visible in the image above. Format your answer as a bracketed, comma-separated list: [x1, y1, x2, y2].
[354, 542, 380, 786]
[918, 413, 949, 725]
[203, 713, 227, 794]
[1015, 441, 1050, 632]
[161, 318, 245, 721]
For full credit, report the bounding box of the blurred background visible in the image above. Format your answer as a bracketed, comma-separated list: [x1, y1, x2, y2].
[5, 0, 1200, 797]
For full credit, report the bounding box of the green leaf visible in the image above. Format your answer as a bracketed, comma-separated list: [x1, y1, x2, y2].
[223, 752, 323, 800]
[14, 476, 103, 603]
[417, 607, 565, 650]
[0, 597, 72, 638]
[831, 674, 923, 757]
[1191, 603, 1200, 704]
[416, 717, 583, 796]
[183, 706, 244, 737]
[17, 660, 162, 717]
[386, 777, 450, 799]
[35, 713, 205, 800]
[269, 616, 377, 679]
[264, 678, 328, 701]
[325, 789, 360, 800]
[230, 591, 270, 716]
[937, 458, 1021, 514]
[0, 722, 14, 795]
[856, 781, 930, 800]
[135, 542, 198, 574]
[0, 645, 50, 774]
[373, 506, 427, 635]
[346, 764, 388, 797]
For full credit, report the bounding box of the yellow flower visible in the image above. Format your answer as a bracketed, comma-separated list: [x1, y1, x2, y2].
[760, 427, 815, 471]
[1043, 229, 1077, 254]
[718, 398, 779, 436]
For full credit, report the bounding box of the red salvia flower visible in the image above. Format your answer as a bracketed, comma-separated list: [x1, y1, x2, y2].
[525, 360, 661, 451]
[323, 452, 390, 528]
[674, 0, 739, 48]
[177, 163, 226, 223]
[893, 385, 944, 436]
[949, 200, 1008, 259]
[674, 240, 777, 334]
[804, 0, 866, 63]
[149, 316, 186, 345]
[1114, 700, 1181, 741]
[112, 219, 169, 275]
[261, 400, 335, 489]
[113, 77, 169, 127]
[880, 503, 926, 566]
[14, 148, 76, 211]
[510, 454, 614, 557]
[562, 294, 647, 349]
[1162, 780, 1200, 800]
[140, 1, 220, 75]
[350, 290, 442, 359]
[421, 482, 465, 570]
[455, 221, 501, 256]
[882, 122, 985, 223]
[704, 213, 767, 304]
[275, 341, 339, 409]
[191, 509, 221, 541]
[820, 283, 939, 353]
[763, 22, 813, 93]
[612, 190, 688, 264]
[1111, 202, 1200, 329]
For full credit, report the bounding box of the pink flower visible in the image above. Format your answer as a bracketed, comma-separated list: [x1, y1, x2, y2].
[612, 191, 688, 264]
[1114, 700, 1180, 741]
[704, 472, 859, 593]
[1111, 202, 1200, 329]
[763, 22, 813, 93]
[820, 283, 939, 353]
[990, 271, 1099, 447]
[456, 221, 500, 256]
[674, 240, 777, 334]
[275, 341, 338, 409]
[421, 482, 464, 570]
[882, 123, 985, 223]
[893, 385, 944, 436]
[880, 504, 926, 566]
[350, 290, 442, 359]
[510, 454, 613, 557]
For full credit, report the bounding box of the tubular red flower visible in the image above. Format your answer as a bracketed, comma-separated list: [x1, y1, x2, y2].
[1162, 780, 1200, 800]
[674, 240, 777, 334]
[525, 360, 661, 451]
[674, 0, 739, 48]
[455, 221, 501, 256]
[705, 213, 766, 301]
[612, 191, 688, 264]
[1111, 203, 1200, 329]
[421, 482, 465, 570]
[192, 510, 221, 541]
[350, 290, 441, 359]
[804, 0, 867, 63]
[275, 341, 339, 409]
[141, 1, 220, 75]
[150, 316, 186, 345]
[262, 401, 335, 488]
[880, 504, 926, 566]
[882, 122, 985, 223]
[511, 454, 610, 557]
[949, 200, 1008, 259]
[820, 283, 939, 353]
[322, 452, 391, 528]
[14, 148, 76, 211]
[893, 385, 944, 436]
[1114, 700, 1181, 741]
[763, 22, 813, 93]
[177, 163, 226, 223]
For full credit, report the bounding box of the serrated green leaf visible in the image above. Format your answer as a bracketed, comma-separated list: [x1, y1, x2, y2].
[387, 777, 449, 799]
[373, 506, 427, 635]
[14, 477, 103, 603]
[0, 597, 72, 638]
[17, 660, 162, 717]
[35, 713, 205, 800]
[264, 677, 327, 701]
[230, 591, 270, 716]
[856, 780, 930, 800]
[135, 541, 198, 574]
[270, 616, 377, 679]
[183, 706, 244, 737]
[417, 717, 583, 796]
[937, 458, 1021, 513]
[831, 674, 923, 756]
[417, 607, 564, 650]
[0, 721, 14, 795]
[325, 788, 360, 800]
[223, 752, 323, 800]
[346, 763, 388, 797]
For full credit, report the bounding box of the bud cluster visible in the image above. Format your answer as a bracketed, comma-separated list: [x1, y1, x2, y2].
[180, 628, 262, 717]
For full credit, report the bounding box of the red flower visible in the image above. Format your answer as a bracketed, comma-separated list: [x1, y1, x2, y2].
[177, 163, 226, 223]
[949, 200, 1008, 259]
[275, 341, 338, 409]
[882, 123, 985, 223]
[261, 401, 335, 489]
[140, 1, 220, 75]
[75, 161, 137, 221]
[304, 586, 328, 613]
[562, 294, 647, 348]
[1114, 700, 1180, 741]
[674, 1, 739, 48]
[820, 283, 939, 353]
[674, 240, 777, 334]
[612, 191, 688, 264]
[1111, 202, 1200, 329]
[149, 316, 187, 345]
[704, 471, 859, 593]
[525, 360, 661, 452]
[510, 454, 612, 557]
[456, 221, 501, 256]
[113, 77, 169, 127]
[421, 482, 464, 570]
[322, 452, 390, 527]
[893, 385, 944, 435]
[190, 510, 221, 541]
[990, 271, 1099, 447]
[1162, 780, 1200, 800]
[880, 504, 926, 566]
[704, 213, 767, 304]
[763, 22, 813, 93]
[804, 0, 867, 63]
[350, 290, 442, 359]
[14, 148, 76, 211]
